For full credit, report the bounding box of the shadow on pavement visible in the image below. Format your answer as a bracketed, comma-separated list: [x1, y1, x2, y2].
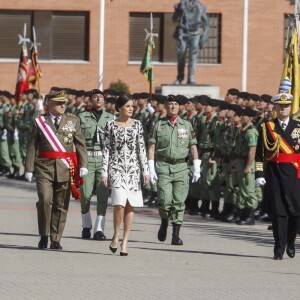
[134, 246, 271, 260]
[0, 243, 110, 255]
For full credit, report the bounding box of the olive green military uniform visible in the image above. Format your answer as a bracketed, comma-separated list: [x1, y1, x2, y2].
[16, 101, 29, 163]
[25, 112, 88, 243]
[218, 119, 236, 218]
[149, 116, 197, 224]
[78, 109, 113, 233]
[134, 106, 149, 144]
[197, 112, 219, 216]
[0, 102, 12, 172]
[234, 123, 258, 211]
[74, 103, 86, 115]
[4, 104, 22, 173]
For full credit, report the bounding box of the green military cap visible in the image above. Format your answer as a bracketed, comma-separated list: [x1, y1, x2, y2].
[166, 94, 181, 104]
[196, 95, 210, 105]
[260, 94, 272, 103]
[154, 94, 167, 104]
[175, 94, 188, 105]
[242, 108, 258, 117]
[45, 90, 68, 102]
[139, 92, 150, 99]
[238, 92, 250, 100]
[227, 88, 239, 96]
[249, 93, 261, 101]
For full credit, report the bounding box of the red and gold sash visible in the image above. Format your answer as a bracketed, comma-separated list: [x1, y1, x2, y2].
[266, 121, 300, 177]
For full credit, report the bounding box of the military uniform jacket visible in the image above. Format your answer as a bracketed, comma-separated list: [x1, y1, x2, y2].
[78, 109, 113, 154]
[256, 118, 300, 216]
[25, 113, 88, 182]
[149, 116, 197, 174]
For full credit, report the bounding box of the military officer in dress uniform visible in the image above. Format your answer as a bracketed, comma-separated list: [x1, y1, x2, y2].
[78, 89, 114, 240]
[25, 90, 88, 250]
[256, 92, 300, 260]
[148, 95, 200, 245]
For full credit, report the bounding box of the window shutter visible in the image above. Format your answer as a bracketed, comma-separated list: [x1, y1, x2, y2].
[129, 13, 160, 61]
[0, 11, 32, 59]
[52, 12, 88, 60]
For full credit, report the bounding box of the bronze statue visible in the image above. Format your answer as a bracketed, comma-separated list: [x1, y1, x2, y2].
[173, 0, 210, 85]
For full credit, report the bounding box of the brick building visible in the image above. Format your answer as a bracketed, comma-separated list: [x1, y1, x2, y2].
[0, 0, 297, 97]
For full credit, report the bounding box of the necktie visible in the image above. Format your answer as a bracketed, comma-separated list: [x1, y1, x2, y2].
[281, 122, 286, 131]
[54, 117, 59, 130]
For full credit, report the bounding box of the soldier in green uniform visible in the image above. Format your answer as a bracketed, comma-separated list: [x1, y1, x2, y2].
[181, 97, 197, 124]
[148, 94, 200, 245]
[25, 90, 88, 250]
[145, 95, 167, 206]
[234, 108, 259, 225]
[197, 98, 219, 217]
[74, 90, 87, 115]
[0, 91, 12, 175]
[16, 90, 30, 166]
[4, 92, 22, 178]
[78, 89, 114, 240]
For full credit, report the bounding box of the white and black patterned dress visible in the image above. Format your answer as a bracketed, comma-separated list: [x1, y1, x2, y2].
[101, 119, 149, 207]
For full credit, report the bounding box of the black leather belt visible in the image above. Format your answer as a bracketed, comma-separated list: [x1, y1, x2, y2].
[157, 156, 187, 165]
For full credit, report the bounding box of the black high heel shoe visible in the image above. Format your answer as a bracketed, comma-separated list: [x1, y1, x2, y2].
[120, 243, 128, 256]
[109, 237, 118, 253]
[109, 245, 117, 253]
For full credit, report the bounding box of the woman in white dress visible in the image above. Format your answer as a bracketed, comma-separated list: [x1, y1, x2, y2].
[101, 94, 149, 256]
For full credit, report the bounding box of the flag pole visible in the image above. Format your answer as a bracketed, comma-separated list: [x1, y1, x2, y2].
[140, 13, 158, 102]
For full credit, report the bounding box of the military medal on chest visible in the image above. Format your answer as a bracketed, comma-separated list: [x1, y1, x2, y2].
[178, 128, 188, 145]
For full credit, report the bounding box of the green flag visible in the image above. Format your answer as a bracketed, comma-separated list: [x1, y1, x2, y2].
[140, 36, 155, 82]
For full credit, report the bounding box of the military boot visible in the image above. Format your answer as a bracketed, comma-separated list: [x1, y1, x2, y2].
[157, 218, 169, 242]
[237, 208, 255, 225]
[171, 224, 183, 245]
[7, 167, 20, 179]
[0, 166, 10, 176]
[211, 201, 220, 219]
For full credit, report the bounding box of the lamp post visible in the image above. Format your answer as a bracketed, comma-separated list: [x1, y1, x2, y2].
[99, 0, 105, 90]
[242, 0, 249, 91]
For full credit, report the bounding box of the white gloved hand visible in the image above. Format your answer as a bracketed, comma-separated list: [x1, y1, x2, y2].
[148, 160, 158, 184]
[192, 159, 201, 183]
[255, 177, 266, 186]
[13, 129, 19, 141]
[25, 172, 33, 182]
[2, 129, 7, 140]
[146, 103, 155, 114]
[80, 167, 88, 177]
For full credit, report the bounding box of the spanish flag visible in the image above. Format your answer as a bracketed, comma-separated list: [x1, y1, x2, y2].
[140, 35, 155, 82]
[279, 18, 300, 116]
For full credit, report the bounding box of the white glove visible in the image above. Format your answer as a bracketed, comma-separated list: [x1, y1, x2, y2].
[148, 160, 158, 184]
[25, 172, 33, 182]
[255, 177, 266, 186]
[13, 129, 19, 141]
[80, 167, 88, 177]
[192, 159, 201, 183]
[146, 103, 155, 114]
[2, 129, 7, 140]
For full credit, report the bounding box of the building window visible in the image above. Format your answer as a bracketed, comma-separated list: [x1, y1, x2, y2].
[129, 12, 221, 64]
[0, 10, 89, 61]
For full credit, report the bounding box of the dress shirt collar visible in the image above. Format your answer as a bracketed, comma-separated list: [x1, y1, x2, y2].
[278, 117, 289, 128]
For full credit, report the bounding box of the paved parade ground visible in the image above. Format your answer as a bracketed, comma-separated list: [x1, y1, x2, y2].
[0, 177, 300, 300]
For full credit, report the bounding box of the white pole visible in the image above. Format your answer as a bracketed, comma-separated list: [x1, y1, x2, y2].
[242, 0, 249, 91]
[99, 0, 105, 90]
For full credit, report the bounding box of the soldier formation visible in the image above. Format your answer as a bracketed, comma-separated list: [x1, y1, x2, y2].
[3, 86, 298, 258]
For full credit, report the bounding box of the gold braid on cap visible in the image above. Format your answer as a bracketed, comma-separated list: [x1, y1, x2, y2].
[261, 123, 281, 160]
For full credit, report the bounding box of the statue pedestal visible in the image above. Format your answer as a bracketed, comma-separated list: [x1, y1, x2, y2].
[161, 84, 220, 99]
